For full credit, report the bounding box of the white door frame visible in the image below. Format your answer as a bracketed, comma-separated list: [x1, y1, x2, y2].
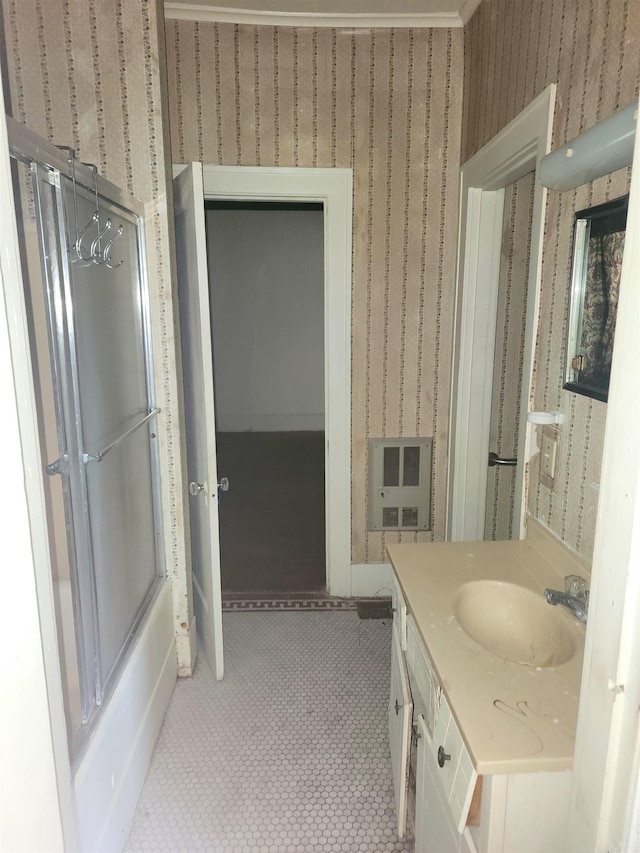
[447, 85, 556, 541]
[567, 105, 640, 851]
[0, 78, 76, 846]
[198, 165, 353, 598]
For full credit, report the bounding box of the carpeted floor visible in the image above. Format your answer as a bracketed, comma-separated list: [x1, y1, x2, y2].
[125, 611, 414, 852]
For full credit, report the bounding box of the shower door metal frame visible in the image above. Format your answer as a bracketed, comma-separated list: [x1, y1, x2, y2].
[8, 116, 164, 745]
[33, 163, 99, 721]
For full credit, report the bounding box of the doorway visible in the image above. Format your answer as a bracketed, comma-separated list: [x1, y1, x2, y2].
[484, 171, 536, 539]
[197, 165, 352, 598]
[205, 201, 326, 593]
[447, 85, 556, 542]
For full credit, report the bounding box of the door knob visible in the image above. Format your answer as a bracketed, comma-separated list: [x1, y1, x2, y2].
[189, 481, 205, 496]
[217, 476, 230, 492]
[488, 451, 518, 467]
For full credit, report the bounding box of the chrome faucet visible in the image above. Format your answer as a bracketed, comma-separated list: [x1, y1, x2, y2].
[544, 574, 589, 623]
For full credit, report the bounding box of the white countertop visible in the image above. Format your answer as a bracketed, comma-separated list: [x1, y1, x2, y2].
[387, 521, 588, 775]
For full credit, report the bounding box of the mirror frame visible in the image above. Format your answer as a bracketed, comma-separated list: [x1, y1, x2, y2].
[564, 194, 628, 403]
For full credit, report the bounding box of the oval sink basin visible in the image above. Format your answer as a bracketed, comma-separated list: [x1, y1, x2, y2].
[454, 580, 575, 667]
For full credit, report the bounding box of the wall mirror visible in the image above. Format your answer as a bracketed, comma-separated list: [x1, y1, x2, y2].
[564, 194, 628, 402]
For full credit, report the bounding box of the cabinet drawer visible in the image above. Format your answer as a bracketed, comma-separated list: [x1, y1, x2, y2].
[391, 574, 407, 651]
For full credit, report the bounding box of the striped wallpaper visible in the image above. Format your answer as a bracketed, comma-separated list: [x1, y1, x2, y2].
[465, 0, 640, 562]
[6, 0, 637, 574]
[165, 22, 465, 563]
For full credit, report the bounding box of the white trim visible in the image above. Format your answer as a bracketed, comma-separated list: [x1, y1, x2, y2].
[457, 0, 482, 24]
[190, 165, 353, 598]
[143, 203, 193, 675]
[0, 80, 77, 848]
[189, 614, 198, 668]
[447, 85, 556, 542]
[164, 1, 463, 27]
[350, 563, 394, 598]
[74, 581, 176, 853]
[567, 99, 640, 851]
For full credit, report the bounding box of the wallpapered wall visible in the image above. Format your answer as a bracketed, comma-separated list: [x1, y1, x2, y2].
[7, 1, 636, 578]
[465, 0, 640, 562]
[165, 22, 464, 563]
[1, 0, 194, 670]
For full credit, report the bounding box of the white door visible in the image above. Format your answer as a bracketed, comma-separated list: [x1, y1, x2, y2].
[173, 163, 224, 679]
[484, 171, 536, 540]
[447, 87, 555, 542]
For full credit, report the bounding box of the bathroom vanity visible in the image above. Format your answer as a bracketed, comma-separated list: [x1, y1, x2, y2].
[387, 521, 588, 853]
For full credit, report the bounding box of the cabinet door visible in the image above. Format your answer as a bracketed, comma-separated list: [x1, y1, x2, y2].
[392, 574, 407, 651]
[389, 629, 413, 838]
[415, 714, 462, 853]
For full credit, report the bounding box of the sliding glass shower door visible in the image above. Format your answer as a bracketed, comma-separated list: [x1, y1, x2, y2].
[17, 142, 164, 755]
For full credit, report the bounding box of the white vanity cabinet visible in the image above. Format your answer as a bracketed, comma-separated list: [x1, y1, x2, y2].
[391, 609, 572, 853]
[387, 533, 586, 852]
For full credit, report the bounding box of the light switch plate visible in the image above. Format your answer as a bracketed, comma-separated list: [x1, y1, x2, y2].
[539, 425, 560, 490]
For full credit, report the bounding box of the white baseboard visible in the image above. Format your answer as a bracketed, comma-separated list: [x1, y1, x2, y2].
[175, 612, 198, 677]
[349, 563, 394, 598]
[189, 613, 198, 669]
[74, 580, 177, 853]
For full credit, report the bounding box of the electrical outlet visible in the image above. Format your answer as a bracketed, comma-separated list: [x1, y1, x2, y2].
[539, 426, 559, 489]
[541, 433, 557, 479]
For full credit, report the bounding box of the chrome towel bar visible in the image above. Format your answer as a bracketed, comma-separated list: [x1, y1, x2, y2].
[83, 407, 160, 464]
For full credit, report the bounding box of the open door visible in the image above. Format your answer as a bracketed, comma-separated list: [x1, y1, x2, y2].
[173, 163, 224, 679]
[448, 87, 554, 542]
[484, 171, 536, 540]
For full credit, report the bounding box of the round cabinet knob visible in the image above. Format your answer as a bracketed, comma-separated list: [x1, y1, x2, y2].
[437, 745, 451, 768]
[189, 481, 205, 496]
[218, 476, 230, 492]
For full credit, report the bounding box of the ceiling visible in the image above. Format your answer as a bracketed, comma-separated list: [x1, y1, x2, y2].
[164, 0, 483, 28]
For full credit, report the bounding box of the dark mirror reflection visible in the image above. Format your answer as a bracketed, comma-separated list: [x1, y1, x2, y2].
[564, 194, 628, 403]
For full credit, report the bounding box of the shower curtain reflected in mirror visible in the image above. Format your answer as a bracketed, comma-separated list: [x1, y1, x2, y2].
[565, 195, 628, 403]
[580, 228, 625, 389]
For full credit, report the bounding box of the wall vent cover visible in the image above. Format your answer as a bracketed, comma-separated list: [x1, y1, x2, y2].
[367, 437, 433, 531]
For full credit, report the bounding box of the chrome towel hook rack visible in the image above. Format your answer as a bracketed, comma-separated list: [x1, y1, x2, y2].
[59, 146, 124, 269]
[102, 223, 124, 268]
[74, 210, 100, 261]
[89, 215, 112, 264]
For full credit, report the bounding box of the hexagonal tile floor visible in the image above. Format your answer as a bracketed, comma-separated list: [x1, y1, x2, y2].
[125, 611, 414, 852]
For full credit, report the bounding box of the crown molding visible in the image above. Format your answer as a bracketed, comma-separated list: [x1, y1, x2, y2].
[458, 0, 482, 24]
[164, 2, 464, 28]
